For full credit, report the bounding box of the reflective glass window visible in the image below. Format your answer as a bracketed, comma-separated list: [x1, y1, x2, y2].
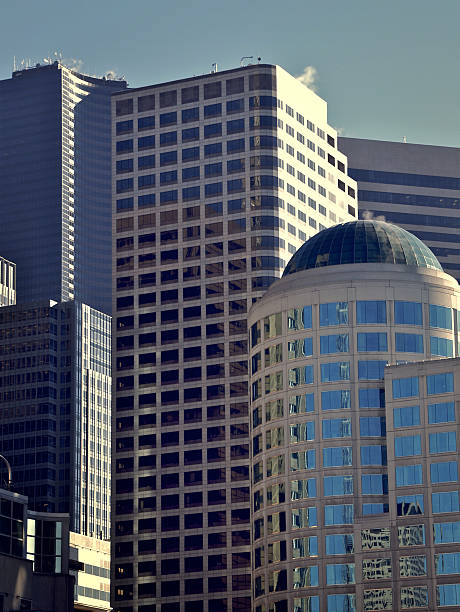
[323, 446, 352, 467]
[358, 360, 386, 380]
[363, 589, 392, 610]
[427, 372, 454, 395]
[395, 332, 424, 353]
[394, 301, 423, 325]
[437, 584, 460, 606]
[400, 586, 428, 608]
[292, 536, 318, 559]
[361, 528, 390, 550]
[395, 434, 422, 457]
[291, 507, 317, 529]
[434, 521, 460, 543]
[430, 336, 454, 357]
[399, 555, 427, 577]
[325, 534, 354, 555]
[264, 313, 282, 339]
[357, 332, 388, 352]
[429, 431, 456, 454]
[430, 304, 452, 330]
[398, 524, 425, 546]
[265, 344, 283, 367]
[395, 464, 423, 486]
[319, 302, 348, 327]
[321, 362, 350, 382]
[289, 394, 314, 414]
[320, 334, 349, 354]
[288, 338, 313, 359]
[359, 388, 385, 408]
[362, 503, 389, 515]
[322, 418, 351, 439]
[432, 491, 460, 513]
[327, 594, 356, 612]
[431, 461, 458, 483]
[293, 596, 319, 612]
[361, 475, 388, 495]
[287, 306, 312, 330]
[397, 494, 424, 516]
[356, 300, 386, 324]
[393, 405, 420, 428]
[361, 445, 387, 466]
[321, 390, 351, 411]
[360, 417, 386, 437]
[290, 422, 315, 444]
[290, 451, 316, 471]
[292, 565, 319, 589]
[326, 563, 355, 585]
[362, 558, 392, 580]
[393, 376, 419, 399]
[291, 479, 316, 500]
[324, 504, 354, 525]
[324, 475, 353, 496]
[288, 366, 313, 387]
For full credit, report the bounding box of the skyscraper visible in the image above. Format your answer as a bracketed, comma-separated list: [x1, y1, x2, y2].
[112, 63, 358, 611]
[339, 137, 460, 283]
[0, 62, 127, 314]
[0, 300, 111, 539]
[249, 220, 460, 611]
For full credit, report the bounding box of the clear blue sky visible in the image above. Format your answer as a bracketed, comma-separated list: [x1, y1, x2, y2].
[2, 0, 460, 147]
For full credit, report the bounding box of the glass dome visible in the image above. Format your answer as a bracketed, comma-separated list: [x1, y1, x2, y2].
[283, 220, 442, 276]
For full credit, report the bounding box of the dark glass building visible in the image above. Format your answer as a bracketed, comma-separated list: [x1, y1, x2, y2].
[0, 62, 126, 314]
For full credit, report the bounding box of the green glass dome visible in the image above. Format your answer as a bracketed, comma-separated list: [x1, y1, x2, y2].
[283, 220, 443, 276]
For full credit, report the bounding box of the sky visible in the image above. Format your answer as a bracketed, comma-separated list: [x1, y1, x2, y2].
[1, 0, 460, 148]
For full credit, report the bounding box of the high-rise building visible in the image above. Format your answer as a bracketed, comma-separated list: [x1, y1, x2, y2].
[111, 63, 358, 611]
[249, 220, 460, 611]
[0, 62, 127, 314]
[0, 300, 111, 539]
[339, 137, 460, 283]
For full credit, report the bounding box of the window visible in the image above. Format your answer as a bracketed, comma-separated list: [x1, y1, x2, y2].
[290, 450, 316, 471]
[357, 333, 388, 352]
[393, 376, 419, 399]
[322, 418, 351, 439]
[393, 405, 420, 428]
[431, 336, 454, 357]
[288, 366, 313, 387]
[398, 524, 425, 546]
[321, 362, 350, 382]
[396, 464, 423, 487]
[291, 479, 316, 500]
[431, 461, 458, 483]
[288, 338, 313, 360]
[320, 334, 349, 354]
[427, 373, 454, 395]
[289, 394, 314, 414]
[361, 446, 387, 466]
[319, 302, 348, 326]
[394, 301, 423, 325]
[292, 536, 318, 559]
[287, 306, 312, 330]
[434, 521, 460, 543]
[293, 566, 319, 589]
[326, 534, 354, 555]
[437, 583, 460, 606]
[321, 390, 351, 411]
[323, 446, 352, 467]
[429, 431, 456, 454]
[358, 361, 386, 380]
[430, 304, 452, 329]
[324, 505, 353, 525]
[360, 417, 386, 437]
[428, 401, 455, 424]
[324, 476, 353, 496]
[356, 300, 386, 324]
[395, 333, 424, 353]
[361, 474, 388, 495]
[432, 491, 459, 513]
[395, 434, 422, 457]
[326, 564, 355, 585]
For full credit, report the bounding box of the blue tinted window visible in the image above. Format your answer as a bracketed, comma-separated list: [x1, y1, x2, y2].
[436, 552, 460, 575]
[117, 119, 133, 134]
[434, 522, 460, 543]
[427, 373, 454, 395]
[182, 127, 200, 141]
[205, 163, 222, 178]
[182, 146, 200, 162]
[362, 503, 389, 516]
[160, 151, 177, 166]
[321, 390, 351, 411]
[356, 300, 386, 324]
[116, 158, 134, 173]
[430, 305, 452, 330]
[393, 405, 420, 428]
[324, 505, 354, 526]
[431, 336, 454, 357]
[397, 494, 424, 516]
[182, 186, 200, 201]
[322, 418, 351, 439]
[289, 366, 314, 387]
[116, 178, 133, 193]
[431, 461, 458, 484]
[290, 450, 316, 471]
[204, 142, 222, 157]
[227, 198, 245, 214]
[429, 432, 456, 454]
[428, 401, 455, 424]
[287, 306, 312, 330]
[396, 464, 423, 486]
[250, 135, 278, 149]
[227, 138, 245, 153]
[327, 595, 356, 612]
[350, 168, 460, 190]
[139, 174, 156, 188]
[226, 99, 244, 113]
[160, 131, 177, 146]
[204, 123, 222, 138]
[117, 197, 134, 211]
[326, 563, 355, 585]
[395, 332, 424, 353]
[250, 115, 277, 130]
[204, 103, 221, 117]
[160, 190, 178, 204]
[116, 139, 133, 153]
[319, 302, 348, 326]
[160, 111, 177, 126]
[138, 135, 156, 150]
[228, 178, 245, 193]
[227, 119, 244, 134]
[325, 534, 354, 555]
[249, 95, 277, 108]
[393, 376, 419, 399]
[205, 182, 222, 197]
[438, 583, 460, 606]
[358, 360, 386, 380]
[359, 388, 385, 408]
[182, 108, 199, 123]
[323, 446, 352, 467]
[138, 116, 155, 130]
[360, 417, 386, 437]
[138, 154, 155, 169]
[159, 170, 176, 185]
[357, 332, 388, 352]
[361, 445, 387, 466]
[324, 476, 353, 497]
[432, 491, 459, 514]
[320, 334, 349, 354]
[182, 166, 200, 181]
[394, 301, 423, 325]
[361, 474, 388, 495]
[321, 362, 350, 382]
[227, 159, 245, 174]
[395, 434, 422, 457]
[138, 193, 155, 208]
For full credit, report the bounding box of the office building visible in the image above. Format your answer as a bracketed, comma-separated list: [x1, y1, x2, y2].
[0, 61, 127, 313]
[112, 64, 358, 611]
[0, 299, 111, 538]
[70, 531, 111, 611]
[339, 137, 460, 283]
[249, 219, 460, 611]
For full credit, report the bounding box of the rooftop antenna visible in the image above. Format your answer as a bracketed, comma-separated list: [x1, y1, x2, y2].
[211, 63, 218, 73]
[403, 136, 407, 143]
[240, 56, 254, 67]
[257, 56, 261, 63]
[13, 56, 16, 72]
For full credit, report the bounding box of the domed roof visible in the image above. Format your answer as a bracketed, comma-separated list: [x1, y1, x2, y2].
[283, 220, 442, 276]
